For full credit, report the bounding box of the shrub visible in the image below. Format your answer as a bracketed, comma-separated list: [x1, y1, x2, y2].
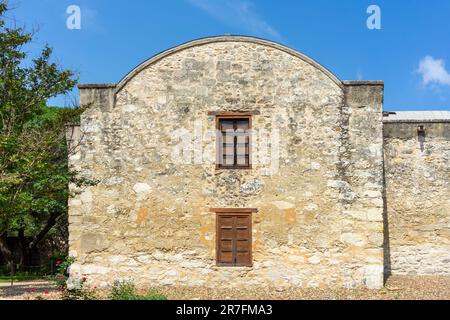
[47, 252, 69, 274]
[51, 256, 96, 300]
[110, 280, 167, 300]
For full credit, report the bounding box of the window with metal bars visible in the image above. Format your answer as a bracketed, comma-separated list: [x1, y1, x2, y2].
[216, 115, 251, 169]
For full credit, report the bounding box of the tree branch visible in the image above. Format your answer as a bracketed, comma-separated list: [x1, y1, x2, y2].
[28, 212, 61, 250]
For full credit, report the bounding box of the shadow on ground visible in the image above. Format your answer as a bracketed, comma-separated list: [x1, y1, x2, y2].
[0, 281, 56, 299]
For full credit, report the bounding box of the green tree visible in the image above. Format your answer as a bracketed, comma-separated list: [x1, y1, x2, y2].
[0, 1, 83, 271]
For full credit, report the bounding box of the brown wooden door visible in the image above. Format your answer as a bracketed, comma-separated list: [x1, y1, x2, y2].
[216, 213, 252, 267]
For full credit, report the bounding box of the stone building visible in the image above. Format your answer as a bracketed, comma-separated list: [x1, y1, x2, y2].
[66, 36, 449, 289]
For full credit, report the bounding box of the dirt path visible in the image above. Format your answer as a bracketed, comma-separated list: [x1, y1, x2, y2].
[1, 275, 449, 300]
[0, 280, 57, 300]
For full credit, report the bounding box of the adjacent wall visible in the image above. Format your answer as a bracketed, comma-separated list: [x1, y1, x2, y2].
[384, 121, 450, 275]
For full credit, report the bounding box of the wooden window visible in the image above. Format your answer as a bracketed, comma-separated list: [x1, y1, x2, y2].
[212, 208, 256, 267]
[215, 115, 251, 169]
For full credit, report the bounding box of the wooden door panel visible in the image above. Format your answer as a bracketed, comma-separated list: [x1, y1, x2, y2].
[236, 216, 250, 227]
[220, 228, 234, 239]
[236, 229, 250, 239]
[220, 239, 233, 251]
[236, 251, 251, 265]
[236, 239, 250, 251]
[217, 213, 252, 267]
[218, 251, 233, 264]
[218, 216, 233, 226]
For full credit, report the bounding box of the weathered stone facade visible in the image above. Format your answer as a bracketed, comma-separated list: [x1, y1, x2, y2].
[66, 36, 448, 289]
[384, 121, 450, 275]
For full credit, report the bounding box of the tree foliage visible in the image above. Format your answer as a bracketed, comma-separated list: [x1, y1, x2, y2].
[0, 1, 83, 268]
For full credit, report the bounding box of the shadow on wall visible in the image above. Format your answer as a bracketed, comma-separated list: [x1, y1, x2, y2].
[417, 125, 426, 152]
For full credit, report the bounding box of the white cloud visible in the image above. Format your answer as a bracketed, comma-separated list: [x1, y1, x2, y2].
[417, 55, 450, 86]
[188, 0, 282, 40]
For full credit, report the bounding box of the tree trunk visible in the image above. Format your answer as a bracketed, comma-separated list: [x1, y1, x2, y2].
[28, 212, 60, 251]
[18, 228, 30, 271]
[0, 234, 14, 273]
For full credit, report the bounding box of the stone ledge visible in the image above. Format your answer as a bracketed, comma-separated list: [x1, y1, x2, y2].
[78, 83, 116, 89]
[342, 80, 384, 86]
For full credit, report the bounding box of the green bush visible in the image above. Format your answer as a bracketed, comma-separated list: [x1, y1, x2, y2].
[110, 280, 167, 300]
[51, 256, 96, 300]
[46, 251, 69, 274]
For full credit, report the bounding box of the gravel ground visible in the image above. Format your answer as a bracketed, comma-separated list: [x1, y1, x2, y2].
[156, 275, 450, 300]
[1, 275, 449, 300]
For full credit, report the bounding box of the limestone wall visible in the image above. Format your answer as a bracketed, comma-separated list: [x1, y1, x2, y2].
[384, 122, 450, 275]
[67, 37, 385, 289]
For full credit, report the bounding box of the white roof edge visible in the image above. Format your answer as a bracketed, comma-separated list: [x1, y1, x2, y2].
[383, 111, 450, 122]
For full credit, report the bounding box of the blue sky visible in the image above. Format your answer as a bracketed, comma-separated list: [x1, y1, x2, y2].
[7, 0, 450, 111]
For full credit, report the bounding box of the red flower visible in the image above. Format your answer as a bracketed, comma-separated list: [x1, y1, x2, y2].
[82, 277, 87, 282]
[57, 275, 65, 281]
[93, 286, 97, 289]
[30, 288, 36, 292]
[56, 260, 62, 265]
[44, 291, 49, 295]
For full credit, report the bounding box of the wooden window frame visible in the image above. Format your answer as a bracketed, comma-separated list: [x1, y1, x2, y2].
[210, 208, 258, 213]
[214, 114, 252, 170]
[211, 208, 256, 267]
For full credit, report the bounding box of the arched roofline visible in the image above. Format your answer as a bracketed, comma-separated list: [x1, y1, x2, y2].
[115, 35, 344, 92]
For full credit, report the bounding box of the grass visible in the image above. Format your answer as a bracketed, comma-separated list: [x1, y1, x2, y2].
[0, 264, 51, 284]
[0, 272, 47, 283]
[0, 275, 45, 283]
